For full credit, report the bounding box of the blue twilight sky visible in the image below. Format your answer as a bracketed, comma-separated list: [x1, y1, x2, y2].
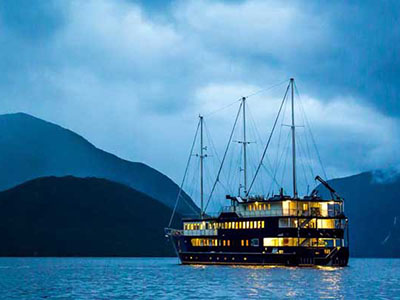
[0, 0, 399, 197]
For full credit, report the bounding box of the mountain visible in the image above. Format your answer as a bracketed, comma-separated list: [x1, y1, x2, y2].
[0, 113, 198, 216]
[319, 171, 400, 257]
[0, 176, 180, 256]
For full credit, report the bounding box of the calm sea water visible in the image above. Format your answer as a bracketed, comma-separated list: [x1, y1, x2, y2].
[0, 258, 398, 299]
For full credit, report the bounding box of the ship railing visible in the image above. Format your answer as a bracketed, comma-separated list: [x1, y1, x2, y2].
[220, 206, 342, 218]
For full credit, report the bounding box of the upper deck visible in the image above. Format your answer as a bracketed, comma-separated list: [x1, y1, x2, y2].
[184, 195, 344, 222]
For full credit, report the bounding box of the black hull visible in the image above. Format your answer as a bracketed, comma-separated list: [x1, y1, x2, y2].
[171, 237, 349, 267]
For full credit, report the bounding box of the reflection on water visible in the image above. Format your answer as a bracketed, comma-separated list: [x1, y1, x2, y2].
[0, 258, 398, 299]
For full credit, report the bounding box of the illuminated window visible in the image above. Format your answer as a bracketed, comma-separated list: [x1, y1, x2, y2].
[246, 221, 250, 229]
[249, 205, 252, 211]
[241, 240, 244, 246]
[224, 222, 228, 229]
[258, 204, 262, 210]
[303, 203, 308, 211]
[263, 204, 267, 210]
[261, 221, 265, 228]
[239, 222, 242, 229]
[317, 219, 335, 229]
[268, 203, 271, 210]
[227, 240, 231, 246]
[263, 237, 298, 247]
[257, 221, 261, 229]
[236, 222, 239, 229]
[250, 222, 253, 229]
[223, 240, 226, 246]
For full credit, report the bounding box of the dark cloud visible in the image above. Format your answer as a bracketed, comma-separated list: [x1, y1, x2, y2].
[0, 0, 398, 190]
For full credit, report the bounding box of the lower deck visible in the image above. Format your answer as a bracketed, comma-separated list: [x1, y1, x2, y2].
[177, 246, 349, 267]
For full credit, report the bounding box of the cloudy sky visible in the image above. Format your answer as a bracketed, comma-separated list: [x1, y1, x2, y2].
[0, 0, 399, 198]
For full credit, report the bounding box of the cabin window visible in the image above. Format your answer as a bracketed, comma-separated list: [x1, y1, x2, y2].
[254, 221, 257, 228]
[241, 240, 244, 246]
[263, 237, 298, 247]
[224, 222, 228, 229]
[317, 219, 335, 229]
[263, 204, 267, 210]
[257, 221, 261, 229]
[249, 205, 252, 211]
[258, 204, 262, 210]
[246, 240, 249, 246]
[268, 203, 271, 210]
[246, 221, 250, 229]
[223, 240, 226, 246]
[251, 238, 259, 247]
[236, 222, 239, 229]
[303, 203, 308, 211]
[261, 221, 265, 228]
[239, 222, 242, 229]
[250, 222, 253, 229]
[227, 240, 231, 246]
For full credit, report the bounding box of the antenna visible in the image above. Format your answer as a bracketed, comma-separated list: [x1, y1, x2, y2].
[290, 78, 298, 198]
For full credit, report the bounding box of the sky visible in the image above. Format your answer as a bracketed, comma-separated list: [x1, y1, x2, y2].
[0, 0, 399, 200]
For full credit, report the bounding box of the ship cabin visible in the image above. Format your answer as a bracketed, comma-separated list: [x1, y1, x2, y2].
[181, 194, 347, 251]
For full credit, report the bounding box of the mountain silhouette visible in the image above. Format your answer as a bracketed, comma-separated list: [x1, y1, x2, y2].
[0, 113, 198, 216]
[318, 171, 400, 257]
[0, 176, 180, 256]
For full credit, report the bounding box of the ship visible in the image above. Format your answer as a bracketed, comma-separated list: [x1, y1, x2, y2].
[165, 78, 349, 266]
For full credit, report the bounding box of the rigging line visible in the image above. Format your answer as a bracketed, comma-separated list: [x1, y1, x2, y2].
[204, 102, 243, 212]
[245, 78, 289, 98]
[279, 133, 292, 192]
[168, 120, 200, 227]
[246, 104, 275, 177]
[298, 125, 315, 184]
[203, 79, 288, 118]
[203, 120, 230, 186]
[294, 82, 328, 179]
[271, 91, 289, 187]
[269, 130, 291, 195]
[296, 133, 310, 195]
[247, 81, 291, 195]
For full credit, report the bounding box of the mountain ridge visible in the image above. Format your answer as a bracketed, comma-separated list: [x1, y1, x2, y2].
[0, 112, 198, 216]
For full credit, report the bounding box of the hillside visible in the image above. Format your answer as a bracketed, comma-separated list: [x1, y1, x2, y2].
[0, 113, 198, 216]
[0, 176, 180, 256]
[319, 171, 400, 257]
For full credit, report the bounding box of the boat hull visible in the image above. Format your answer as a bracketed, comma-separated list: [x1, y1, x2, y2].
[170, 236, 349, 267]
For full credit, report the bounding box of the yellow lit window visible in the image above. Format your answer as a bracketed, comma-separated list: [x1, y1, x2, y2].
[236, 222, 239, 229]
[303, 203, 308, 211]
[250, 222, 253, 229]
[258, 221, 261, 228]
[254, 221, 257, 228]
[225, 222, 228, 229]
[239, 222, 242, 229]
[227, 240, 231, 246]
[241, 240, 244, 246]
[246, 221, 250, 229]
[263, 204, 266, 210]
[268, 203, 271, 210]
[223, 240, 226, 246]
[261, 221, 265, 228]
[249, 205, 252, 211]
[258, 204, 262, 210]
[246, 240, 249, 246]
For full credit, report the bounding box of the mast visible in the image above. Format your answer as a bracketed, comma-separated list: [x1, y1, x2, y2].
[199, 115, 204, 218]
[290, 78, 298, 198]
[242, 97, 248, 197]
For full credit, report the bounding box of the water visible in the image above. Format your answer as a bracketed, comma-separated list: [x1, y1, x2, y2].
[0, 258, 398, 299]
